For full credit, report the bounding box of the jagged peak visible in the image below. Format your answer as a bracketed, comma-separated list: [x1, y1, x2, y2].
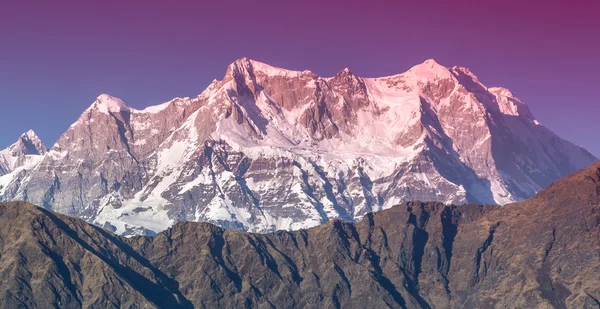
[330, 67, 366, 87]
[21, 129, 40, 141]
[225, 57, 313, 80]
[5, 129, 47, 156]
[334, 67, 355, 77]
[450, 65, 482, 84]
[66, 94, 131, 130]
[91, 94, 130, 114]
[225, 57, 255, 78]
[228, 57, 254, 70]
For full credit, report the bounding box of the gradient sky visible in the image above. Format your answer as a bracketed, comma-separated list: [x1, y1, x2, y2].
[1, 0, 599, 156]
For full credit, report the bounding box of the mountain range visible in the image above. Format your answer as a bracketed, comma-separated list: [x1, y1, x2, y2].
[0, 160, 599, 308]
[0, 58, 596, 235]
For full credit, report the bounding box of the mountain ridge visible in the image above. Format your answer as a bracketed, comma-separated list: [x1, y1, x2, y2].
[0, 58, 596, 235]
[0, 160, 598, 308]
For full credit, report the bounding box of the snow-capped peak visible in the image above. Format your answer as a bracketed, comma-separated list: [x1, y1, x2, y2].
[407, 58, 454, 80]
[422, 58, 441, 66]
[2, 58, 596, 238]
[93, 94, 130, 114]
[226, 57, 310, 79]
[0, 129, 47, 178]
[489, 87, 519, 100]
[22, 129, 40, 141]
[9, 130, 47, 156]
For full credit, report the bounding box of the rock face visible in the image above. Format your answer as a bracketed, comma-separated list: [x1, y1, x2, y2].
[0, 59, 596, 234]
[0, 161, 599, 308]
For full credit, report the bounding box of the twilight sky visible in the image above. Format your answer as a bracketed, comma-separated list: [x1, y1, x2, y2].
[1, 0, 599, 156]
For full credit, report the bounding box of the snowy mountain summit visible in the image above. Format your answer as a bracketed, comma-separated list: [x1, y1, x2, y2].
[0, 58, 596, 235]
[0, 130, 47, 197]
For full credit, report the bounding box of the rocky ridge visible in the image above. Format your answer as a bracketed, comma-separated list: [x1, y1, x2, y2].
[0, 160, 599, 308]
[0, 59, 596, 235]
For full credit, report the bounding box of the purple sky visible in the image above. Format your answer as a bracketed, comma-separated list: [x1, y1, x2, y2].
[1, 0, 599, 156]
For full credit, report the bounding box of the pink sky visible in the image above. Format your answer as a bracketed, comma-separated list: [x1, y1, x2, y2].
[1, 0, 599, 155]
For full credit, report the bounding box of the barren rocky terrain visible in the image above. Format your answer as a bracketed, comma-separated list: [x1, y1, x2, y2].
[0, 161, 599, 308]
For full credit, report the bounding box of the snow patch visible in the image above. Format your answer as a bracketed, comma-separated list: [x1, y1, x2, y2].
[94, 94, 130, 114]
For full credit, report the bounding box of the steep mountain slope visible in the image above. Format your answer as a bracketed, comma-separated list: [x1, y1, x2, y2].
[0, 59, 596, 234]
[0, 202, 190, 308]
[0, 160, 599, 308]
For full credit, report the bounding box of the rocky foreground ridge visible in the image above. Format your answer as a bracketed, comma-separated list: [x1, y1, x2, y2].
[0, 161, 599, 308]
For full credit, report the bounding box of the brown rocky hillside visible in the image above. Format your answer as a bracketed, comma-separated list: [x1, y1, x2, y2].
[0, 161, 599, 308]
